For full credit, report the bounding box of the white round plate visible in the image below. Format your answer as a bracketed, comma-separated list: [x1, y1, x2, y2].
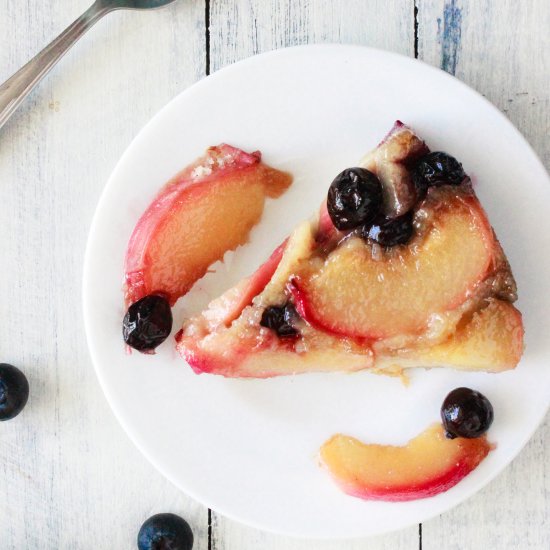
[83, 45, 550, 539]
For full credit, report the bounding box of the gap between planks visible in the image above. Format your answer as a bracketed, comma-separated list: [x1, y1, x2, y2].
[205, 0, 211, 75]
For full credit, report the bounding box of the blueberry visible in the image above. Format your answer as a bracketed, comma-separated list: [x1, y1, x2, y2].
[0, 363, 29, 421]
[137, 513, 193, 550]
[327, 167, 383, 230]
[260, 303, 299, 338]
[123, 294, 173, 352]
[364, 211, 414, 247]
[441, 387, 494, 439]
[412, 152, 466, 198]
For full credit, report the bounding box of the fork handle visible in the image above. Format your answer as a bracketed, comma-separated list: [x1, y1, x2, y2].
[0, 1, 110, 131]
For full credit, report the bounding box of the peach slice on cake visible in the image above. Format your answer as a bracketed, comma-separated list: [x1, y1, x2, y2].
[320, 424, 492, 501]
[291, 189, 496, 340]
[176, 123, 523, 377]
[124, 144, 292, 306]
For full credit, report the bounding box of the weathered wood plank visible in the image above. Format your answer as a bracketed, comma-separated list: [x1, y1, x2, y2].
[0, 1, 208, 548]
[418, 1, 550, 548]
[209, 0, 415, 73]
[211, 514, 419, 550]
[208, 1, 418, 547]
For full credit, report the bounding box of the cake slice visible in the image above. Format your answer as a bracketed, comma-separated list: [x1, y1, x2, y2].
[176, 123, 524, 377]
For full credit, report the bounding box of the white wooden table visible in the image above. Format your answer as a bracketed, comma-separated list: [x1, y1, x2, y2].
[0, 1, 548, 548]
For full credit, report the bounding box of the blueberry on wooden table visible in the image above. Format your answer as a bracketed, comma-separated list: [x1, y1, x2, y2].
[441, 387, 494, 439]
[123, 294, 173, 352]
[138, 513, 193, 550]
[0, 363, 29, 421]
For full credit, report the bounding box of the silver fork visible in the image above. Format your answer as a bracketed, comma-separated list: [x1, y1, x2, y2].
[0, 0, 178, 130]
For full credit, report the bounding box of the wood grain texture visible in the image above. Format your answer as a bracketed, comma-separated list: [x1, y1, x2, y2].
[0, 1, 207, 548]
[210, 514, 419, 550]
[418, 1, 550, 548]
[209, 0, 415, 73]
[208, 1, 417, 547]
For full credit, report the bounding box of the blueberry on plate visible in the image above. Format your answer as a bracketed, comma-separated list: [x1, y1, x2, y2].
[260, 302, 299, 338]
[364, 211, 414, 247]
[137, 513, 193, 550]
[441, 387, 494, 439]
[412, 151, 466, 198]
[0, 363, 29, 421]
[327, 167, 383, 230]
[123, 294, 173, 352]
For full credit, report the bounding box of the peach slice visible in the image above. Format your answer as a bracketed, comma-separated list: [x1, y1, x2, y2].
[292, 192, 495, 339]
[124, 144, 292, 305]
[320, 424, 492, 501]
